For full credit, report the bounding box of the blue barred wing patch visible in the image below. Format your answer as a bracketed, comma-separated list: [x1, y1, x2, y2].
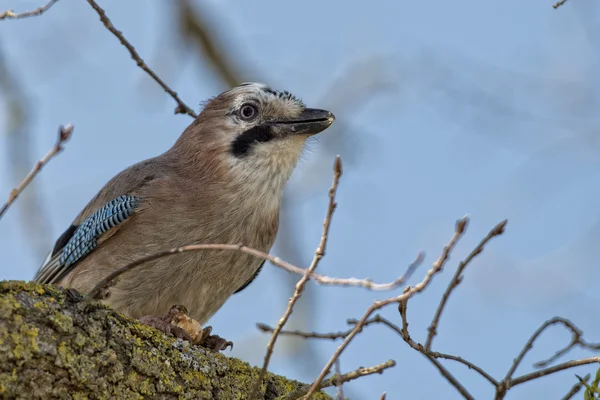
[59, 195, 140, 269]
[34, 194, 141, 284]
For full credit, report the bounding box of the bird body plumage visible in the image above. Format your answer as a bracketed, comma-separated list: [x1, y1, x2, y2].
[33, 82, 334, 326]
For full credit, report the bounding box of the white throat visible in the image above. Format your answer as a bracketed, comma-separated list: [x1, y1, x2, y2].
[229, 139, 304, 211]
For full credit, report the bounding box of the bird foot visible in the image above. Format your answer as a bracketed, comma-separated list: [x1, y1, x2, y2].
[200, 326, 233, 352]
[138, 305, 194, 342]
[138, 305, 232, 352]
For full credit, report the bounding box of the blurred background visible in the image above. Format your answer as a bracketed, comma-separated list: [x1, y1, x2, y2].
[1, 0, 600, 398]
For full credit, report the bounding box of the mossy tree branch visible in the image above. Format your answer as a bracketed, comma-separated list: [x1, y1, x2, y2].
[0, 281, 330, 400]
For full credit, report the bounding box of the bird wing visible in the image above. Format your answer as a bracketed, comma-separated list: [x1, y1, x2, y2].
[33, 159, 162, 285]
[33, 195, 141, 284]
[233, 259, 265, 294]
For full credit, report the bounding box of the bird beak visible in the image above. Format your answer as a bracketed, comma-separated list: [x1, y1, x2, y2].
[272, 108, 335, 136]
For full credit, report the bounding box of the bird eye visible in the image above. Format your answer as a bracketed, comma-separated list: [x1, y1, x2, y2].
[239, 104, 258, 121]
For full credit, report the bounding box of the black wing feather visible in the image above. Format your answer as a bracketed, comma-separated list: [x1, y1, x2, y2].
[51, 224, 77, 258]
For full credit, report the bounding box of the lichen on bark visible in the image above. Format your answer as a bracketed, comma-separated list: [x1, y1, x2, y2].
[0, 281, 330, 400]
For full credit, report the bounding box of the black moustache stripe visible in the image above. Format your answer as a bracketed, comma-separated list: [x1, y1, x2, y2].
[231, 125, 274, 157]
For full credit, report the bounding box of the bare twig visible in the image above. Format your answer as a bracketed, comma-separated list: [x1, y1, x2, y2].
[85, 0, 197, 118]
[396, 222, 600, 400]
[425, 219, 508, 350]
[88, 242, 419, 301]
[325, 360, 395, 392]
[0, 0, 59, 20]
[398, 282, 499, 396]
[553, 0, 568, 9]
[533, 318, 600, 368]
[401, 316, 477, 399]
[433, 352, 499, 386]
[0, 124, 73, 221]
[504, 317, 600, 383]
[276, 251, 424, 291]
[399, 303, 499, 387]
[509, 357, 600, 388]
[257, 314, 405, 342]
[250, 156, 343, 399]
[399, 285, 410, 336]
[256, 323, 353, 340]
[495, 317, 600, 398]
[561, 374, 590, 400]
[426, 354, 476, 400]
[304, 216, 473, 398]
[86, 244, 248, 299]
[259, 311, 500, 389]
[282, 360, 396, 400]
[255, 206, 595, 399]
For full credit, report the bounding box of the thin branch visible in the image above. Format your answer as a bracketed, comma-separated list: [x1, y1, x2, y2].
[86, 244, 250, 299]
[256, 322, 352, 340]
[496, 356, 600, 399]
[304, 216, 474, 398]
[250, 156, 343, 399]
[504, 317, 600, 383]
[509, 357, 600, 388]
[276, 250, 424, 291]
[400, 291, 480, 400]
[399, 219, 507, 398]
[324, 360, 395, 392]
[553, 0, 568, 9]
[0, 124, 73, 221]
[0, 0, 59, 20]
[256, 314, 404, 341]
[282, 360, 396, 400]
[87, 241, 419, 300]
[85, 0, 197, 118]
[403, 321, 498, 386]
[562, 374, 590, 400]
[399, 285, 499, 388]
[425, 219, 508, 350]
[533, 318, 600, 368]
[260, 310, 500, 389]
[425, 354, 476, 400]
[435, 352, 499, 386]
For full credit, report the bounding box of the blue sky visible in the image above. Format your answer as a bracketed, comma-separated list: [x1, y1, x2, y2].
[1, 0, 600, 398]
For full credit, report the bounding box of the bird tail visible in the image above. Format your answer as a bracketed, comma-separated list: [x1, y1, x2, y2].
[33, 251, 63, 285]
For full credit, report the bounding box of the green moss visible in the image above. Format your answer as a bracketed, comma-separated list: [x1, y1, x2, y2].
[0, 281, 332, 399]
[0, 293, 20, 319]
[6, 319, 39, 360]
[181, 370, 210, 389]
[127, 370, 140, 388]
[73, 332, 87, 348]
[48, 310, 74, 334]
[139, 378, 155, 396]
[0, 369, 17, 395]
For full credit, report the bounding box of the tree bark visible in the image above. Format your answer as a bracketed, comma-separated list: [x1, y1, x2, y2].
[0, 281, 330, 400]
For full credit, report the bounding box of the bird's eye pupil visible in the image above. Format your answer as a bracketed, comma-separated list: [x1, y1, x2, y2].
[240, 104, 257, 120]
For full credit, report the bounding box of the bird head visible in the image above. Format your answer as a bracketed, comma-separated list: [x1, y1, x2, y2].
[173, 83, 335, 199]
